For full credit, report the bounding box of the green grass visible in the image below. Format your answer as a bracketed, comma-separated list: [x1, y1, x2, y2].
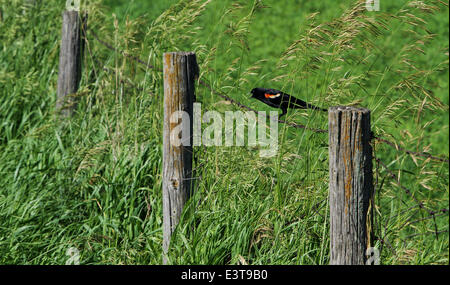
[0, 0, 448, 265]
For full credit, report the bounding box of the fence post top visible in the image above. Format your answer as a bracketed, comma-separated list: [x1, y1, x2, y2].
[63, 10, 79, 16]
[329, 106, 370, 114]
[163, 51, 196, 57]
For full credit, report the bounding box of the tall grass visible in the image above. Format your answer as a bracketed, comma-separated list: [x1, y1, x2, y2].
[0, 0, 448, 264]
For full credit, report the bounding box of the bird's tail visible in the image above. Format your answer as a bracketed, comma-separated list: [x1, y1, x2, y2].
[297, 102, 327, 112]
[286, 96, 328, 112]
[309, 104, 328, 112]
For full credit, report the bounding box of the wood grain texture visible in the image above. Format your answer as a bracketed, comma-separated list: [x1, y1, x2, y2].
[56, 11, 86, 117]
[328, 106, 373, 265]
[162, 52, 198, 264]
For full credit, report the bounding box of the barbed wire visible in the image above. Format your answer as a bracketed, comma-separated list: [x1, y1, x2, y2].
[373, 140, 448, 255]
[373, 136, 449, 164]
[404, 229, 448, 240]
[398, 210, 449, 232]
[88, 28, 155, 70]
[375, 157, 448, 217]
[374, 163, 447, 257]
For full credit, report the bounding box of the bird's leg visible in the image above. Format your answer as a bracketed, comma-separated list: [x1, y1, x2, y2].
[279, 108, 287, 119]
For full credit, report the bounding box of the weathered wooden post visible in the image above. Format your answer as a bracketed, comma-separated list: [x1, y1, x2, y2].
[162, 52, 198, 264]
[56, 10, 87, 117]
[328, 106, 373, 265]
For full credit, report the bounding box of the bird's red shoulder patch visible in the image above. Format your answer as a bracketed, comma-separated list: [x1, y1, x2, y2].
[264, 93, 281, 99]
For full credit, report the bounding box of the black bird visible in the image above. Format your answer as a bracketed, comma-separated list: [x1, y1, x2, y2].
[250, 87, 327, 118]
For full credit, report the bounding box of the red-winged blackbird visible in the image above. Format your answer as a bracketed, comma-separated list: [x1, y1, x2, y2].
[250, 87, 327, 118]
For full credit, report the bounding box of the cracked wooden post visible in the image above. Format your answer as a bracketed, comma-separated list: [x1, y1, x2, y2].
[162, 52, 198, 264]
[328, 106, 373, 265]
[57, 10, 87, 117]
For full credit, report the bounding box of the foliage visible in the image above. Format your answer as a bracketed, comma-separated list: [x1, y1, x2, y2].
[0, 0, 448, 264]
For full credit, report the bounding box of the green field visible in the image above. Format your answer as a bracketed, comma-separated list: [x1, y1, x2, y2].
[0, 0, 448, 264]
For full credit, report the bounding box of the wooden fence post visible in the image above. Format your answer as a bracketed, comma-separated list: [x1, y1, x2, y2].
[57, 10, 86, 117]
[162, 52, 198, 264]
[328, 106, 373, 265]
